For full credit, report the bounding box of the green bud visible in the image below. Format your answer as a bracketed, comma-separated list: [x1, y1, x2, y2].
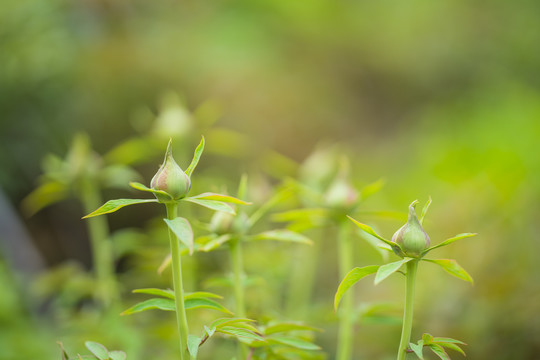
[324, 158, 358, 210]
[209, 211, 235, 235]
[150, 140, 191, 201]
[392, 200, 430, 257]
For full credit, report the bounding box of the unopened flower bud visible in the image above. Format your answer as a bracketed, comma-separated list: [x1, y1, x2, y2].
[325, 175, 358, 209]
[392, 200, 430, 257]
[151, 140, 191, 201]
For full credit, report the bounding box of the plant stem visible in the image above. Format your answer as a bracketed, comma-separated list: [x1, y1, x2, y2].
[166, 203, 190, 360]
[336, 221, 354, 360]
[229, 237, 249, 359]
[80, 177, 117, 307]
[397, 260, 419, 360]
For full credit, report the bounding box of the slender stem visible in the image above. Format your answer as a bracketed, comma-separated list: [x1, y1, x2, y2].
[80, 177, 117, 307]
[336, 221, 354, 360]
[397, 260, 419, 360]
[229, 237, 249, 359]
[166, 203, 190, 360]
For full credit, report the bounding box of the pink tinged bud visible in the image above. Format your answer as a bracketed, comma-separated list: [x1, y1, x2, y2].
[150, 141, 191, 201]
[325, 176, 358, 209]
[392, 200, 430, 257]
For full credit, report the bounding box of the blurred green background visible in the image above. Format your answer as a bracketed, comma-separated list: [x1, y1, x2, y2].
[1, 0, 540, 359]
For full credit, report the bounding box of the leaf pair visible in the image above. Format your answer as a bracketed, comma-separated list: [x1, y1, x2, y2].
[410, 333, 466, 359]
[121, 288, 232, 316]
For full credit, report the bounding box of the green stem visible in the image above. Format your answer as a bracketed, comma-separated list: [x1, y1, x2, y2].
[166, 203, 190, 360]
[336, 221, 354, 360]
[397, 260, 419, 360]
[80, 178, 117, 307]
[229, 237, 249, 359]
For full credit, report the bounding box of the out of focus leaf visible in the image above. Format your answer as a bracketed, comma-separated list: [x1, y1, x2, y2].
[21, 181, 68, 216]
[108, 351, 127, 360]
[84, 342, 108, 360]
[267, 336, 320, 351]
[410, 340, 424, 359]
[183, 198, 235, 214]
[264, 323, 320, 335]
[121, 298, 175, 315]
[187, 192, 251, 205]
[250, 230, 312, 245]
[133, 288, 174, 299]
[428, 344, 450, 360]
[187, 335, 201, 358]
[185, 298, 232, 314]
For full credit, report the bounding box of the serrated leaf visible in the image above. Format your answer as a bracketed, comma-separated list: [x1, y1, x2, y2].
[188, 192, 251, 205]
[185, 136, 205, 178]
[267, 336, 321, 351]
[429, 344, 450, 360]
[121, 298, 175, 315]
[423, 233, 477, 254]
[264, 323, 320, 335]
[129, 182, 172, 200]
[334, 265, 379, 310]
[185, 298, 232, 314]
[250, 230, 312, 245]
[164, 217, 194, 255]
[133, 288, 174, 299]
[347, 216, 401, 251]
[83, 199, 157, 218]
[185, 291, 223, 300]
[183, 198, 235, 214]
[419, 197, 432, 225]
[217, 326, 264, 341]
[85, 342, 109, 360]
[108, 351, 126, 360]
[423, 259, 474, 283]
[410, 340, 424, 359]
[374, 258, 413, 285]
[187, 335, 201, 358]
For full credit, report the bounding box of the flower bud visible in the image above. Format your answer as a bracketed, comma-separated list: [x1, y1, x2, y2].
[150, 140, 191, 201]
[392, 200, 430, 257]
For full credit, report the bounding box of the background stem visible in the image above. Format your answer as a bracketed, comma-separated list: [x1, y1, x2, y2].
[166, 203, 190, 360]
[397, 260, 419, 360]
[80, 177, 117, 307]
[230, 237, 249, 359]
[336, 221, 353, 360]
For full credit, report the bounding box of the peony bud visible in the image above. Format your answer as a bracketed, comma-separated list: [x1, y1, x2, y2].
[150, 140, 191, 201]
[392, 200, 430, 257]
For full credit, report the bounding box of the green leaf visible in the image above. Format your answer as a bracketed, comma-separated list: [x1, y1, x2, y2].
[85, 342, 109, 360]
[199, 234, 233, 252]
[188, 192, 251, 205]
[217, 326, 264, 341]
[108, 351, 127, 360]
[438, 342, 466, 357]
[272, 208, 328, 224]
[267, 336, 321, 351]
[204, 325, 216, 337]
[374, 258, 413, 285]
[409, 340, 424, 359]
[334, 265, 380, 310]
[184, 291, 223, 300]
[187, 335, 201, 359]
[22, 181, 68, 216]
[183, 198, 235, 215]
[264, 323, 320, 335]
[422, 333, 434, 345]
[423, 233, 477, 254]
[57, 341, 69, 360]
[347, 216, 401, 251]
[419, 197, 432, 225]
[185, 136, 205, 178]
[133, 288, 174, 299]
[121, 298, 175, 315]
[250, 230, 312, 245]
[428, 344, 450, 360]
[185, 298, 233, 314]
[423, 259, 474, 283]
[432, 337, 466, 345]
[129, 181, 172, 200]
[210, 318, 256, 329]
[164, 217, 194, 255]
[83, 199, 157, 218]
[359, 178, 385, 201]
